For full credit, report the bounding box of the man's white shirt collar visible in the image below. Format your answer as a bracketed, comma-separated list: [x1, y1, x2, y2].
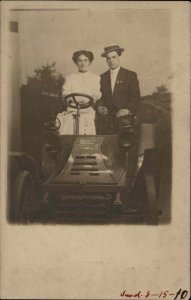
[110, 66, 120, 75]
[110, 66, 120, 93]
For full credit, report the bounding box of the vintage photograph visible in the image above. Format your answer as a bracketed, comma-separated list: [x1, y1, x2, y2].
[1, 1, 190, 300]
[7, 4, 172, 225]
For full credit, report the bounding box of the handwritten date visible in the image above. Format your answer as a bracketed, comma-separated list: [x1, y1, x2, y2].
[120, 289, 190, 299]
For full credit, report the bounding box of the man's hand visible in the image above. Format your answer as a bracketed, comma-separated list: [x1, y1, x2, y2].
[98, 105, 108, 115]
[116, 108, 130, 118]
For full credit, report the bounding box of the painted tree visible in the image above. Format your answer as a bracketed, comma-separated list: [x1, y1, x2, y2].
[27, 62, 65, 96]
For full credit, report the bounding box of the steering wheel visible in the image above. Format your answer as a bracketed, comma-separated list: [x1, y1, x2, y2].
[64, 93, 94, 109]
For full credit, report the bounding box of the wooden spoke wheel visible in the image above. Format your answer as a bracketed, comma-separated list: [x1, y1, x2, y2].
[145, 174, 158, 225]
[13, 170, 34, 223]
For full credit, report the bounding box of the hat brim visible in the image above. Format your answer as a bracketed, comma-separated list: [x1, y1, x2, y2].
[101, 48, 124, 57]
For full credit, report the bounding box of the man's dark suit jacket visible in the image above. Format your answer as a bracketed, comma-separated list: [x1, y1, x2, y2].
[95, 67, 140, 134]
[98, 67, 140, 115]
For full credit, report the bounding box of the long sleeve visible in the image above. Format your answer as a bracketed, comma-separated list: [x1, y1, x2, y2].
[91, 75, 102, 102]
[62, 75, 72, 97]
[94, 75, 105, 110]
[127, 72, 140, 115]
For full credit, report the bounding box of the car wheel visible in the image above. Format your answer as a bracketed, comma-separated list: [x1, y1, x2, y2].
[13, 170, 34, 223]
[145, 174, 158, 225]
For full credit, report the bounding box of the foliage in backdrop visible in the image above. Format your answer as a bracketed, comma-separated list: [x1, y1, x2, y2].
[26, 62, 65, 96]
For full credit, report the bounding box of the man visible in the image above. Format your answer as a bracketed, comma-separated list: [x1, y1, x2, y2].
[96, 44, 140, 134]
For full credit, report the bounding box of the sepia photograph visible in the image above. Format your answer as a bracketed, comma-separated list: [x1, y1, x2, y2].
[0, 1, 190, 299]
[7, 3, 172, 225]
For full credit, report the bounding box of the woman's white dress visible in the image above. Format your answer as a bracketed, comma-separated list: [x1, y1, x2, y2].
[57, 71, 101, 135]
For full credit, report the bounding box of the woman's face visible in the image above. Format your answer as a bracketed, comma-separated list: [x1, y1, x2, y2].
[76, 54, 91, 72]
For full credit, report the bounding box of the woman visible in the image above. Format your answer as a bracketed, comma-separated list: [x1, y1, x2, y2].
[57, 50, 101, 135]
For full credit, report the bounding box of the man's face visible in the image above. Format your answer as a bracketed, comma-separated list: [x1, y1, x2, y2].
[106, 51, 120, 70]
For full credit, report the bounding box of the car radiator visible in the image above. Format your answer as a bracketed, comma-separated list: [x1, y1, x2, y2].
[48, 193, 114, 223]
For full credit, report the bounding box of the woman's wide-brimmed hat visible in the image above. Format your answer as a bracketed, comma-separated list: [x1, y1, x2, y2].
[101, 44, 124, 57]
[72, 50, 94, 64]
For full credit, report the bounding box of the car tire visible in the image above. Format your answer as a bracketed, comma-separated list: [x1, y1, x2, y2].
[145, 174, 158, 225]
[13, 170, 34, 223]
